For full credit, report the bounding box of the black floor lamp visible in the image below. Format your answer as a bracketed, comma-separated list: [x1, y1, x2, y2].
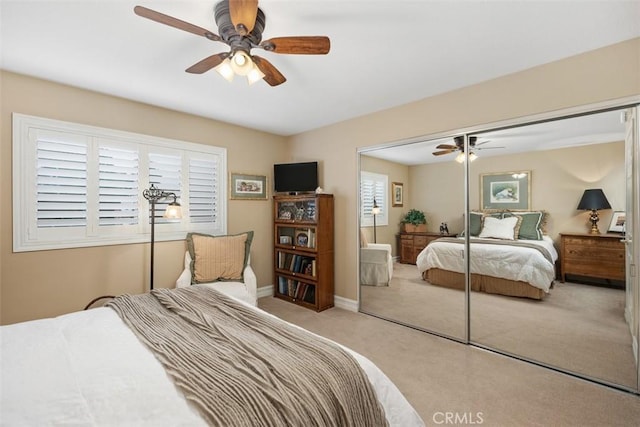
[372, 199, 381, 243]
[143, 184, 182, 290]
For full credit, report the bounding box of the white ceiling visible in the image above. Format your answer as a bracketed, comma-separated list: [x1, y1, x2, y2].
[1, 1, 639, 136]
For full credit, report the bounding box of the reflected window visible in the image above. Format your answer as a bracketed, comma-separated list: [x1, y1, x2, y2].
[361, 171, 388, 226]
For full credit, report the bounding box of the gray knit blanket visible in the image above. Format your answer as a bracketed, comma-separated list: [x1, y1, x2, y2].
[108, 286, 388, 427]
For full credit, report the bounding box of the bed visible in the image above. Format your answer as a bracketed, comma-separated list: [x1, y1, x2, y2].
[416, 211, 557, 300]
[1, 285, 423, 426]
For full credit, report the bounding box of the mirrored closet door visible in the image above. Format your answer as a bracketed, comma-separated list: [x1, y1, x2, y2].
[358, 105, 639, 392]
[358, 138, 466, 341]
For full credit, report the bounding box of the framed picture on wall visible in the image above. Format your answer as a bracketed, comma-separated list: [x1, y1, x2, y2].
[608, 211, 626, 233]
[480, 171, 531, 210]
[230, 173, 268, 200]
[392, 182, 404, 207]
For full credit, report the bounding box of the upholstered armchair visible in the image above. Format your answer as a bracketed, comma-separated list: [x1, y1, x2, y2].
[360, 230, 394, 286]
[176, 251, 258, 306]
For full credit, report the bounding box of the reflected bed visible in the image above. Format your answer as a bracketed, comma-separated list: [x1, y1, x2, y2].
[416, 235, 557, 300]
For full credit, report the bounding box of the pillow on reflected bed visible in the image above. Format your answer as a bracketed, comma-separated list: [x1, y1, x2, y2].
[503, 211, 545, 240]
[478, 215, 522, 240]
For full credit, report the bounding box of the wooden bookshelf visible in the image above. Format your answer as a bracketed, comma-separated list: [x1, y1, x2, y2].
[273, 193, 334, 311]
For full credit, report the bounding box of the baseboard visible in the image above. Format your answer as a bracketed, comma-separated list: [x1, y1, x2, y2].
[334, 295, 358, 312]
[257, 285, 273, 299]
[258, 285, 358, 312]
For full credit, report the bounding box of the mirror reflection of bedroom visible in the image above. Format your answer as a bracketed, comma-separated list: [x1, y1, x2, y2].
[359, 107, 639, 391]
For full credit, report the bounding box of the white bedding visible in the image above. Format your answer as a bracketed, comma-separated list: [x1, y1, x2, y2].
[416, 236, 558, 292]
[1, 300, 423, 426]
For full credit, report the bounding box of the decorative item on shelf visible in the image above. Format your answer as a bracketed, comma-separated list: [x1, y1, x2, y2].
[295, 230, 309, 247]
[608, 211, 626, 233]
[577, 188, 611, 234]
[279, 235, 292, 245]
[400, 209, 427, 233]
[439, 222, 449, 235]
[143, 183, 183, 290]
[371, 199, 381, 243]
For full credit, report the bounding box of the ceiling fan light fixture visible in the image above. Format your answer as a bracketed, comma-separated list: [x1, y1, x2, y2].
[247, 64, 265, 85]
[215, 58, 235, 82]
[455, 152, 478, 163]
[230, 50, 254, 76]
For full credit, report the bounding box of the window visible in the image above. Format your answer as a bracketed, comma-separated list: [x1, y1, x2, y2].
[13, 114, 227, 252]
[360, 171, 388, 227]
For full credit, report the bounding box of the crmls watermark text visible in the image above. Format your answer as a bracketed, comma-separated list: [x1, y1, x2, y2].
[432, 412, 484, 425]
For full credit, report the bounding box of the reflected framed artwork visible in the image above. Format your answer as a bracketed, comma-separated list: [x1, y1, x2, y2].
[608, 211, 626, 233]
[480, 171, 531, 210]
[392, 182, 404, 207]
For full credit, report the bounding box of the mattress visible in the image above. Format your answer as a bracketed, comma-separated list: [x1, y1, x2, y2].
[0, 292, 423, 426]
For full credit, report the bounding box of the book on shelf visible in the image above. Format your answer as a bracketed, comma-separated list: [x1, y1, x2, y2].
[278, 276, 287, 295]
[302, 285, 315, 304]
[287, 279, 296, 297]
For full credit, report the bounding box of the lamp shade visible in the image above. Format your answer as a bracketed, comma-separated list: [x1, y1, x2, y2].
[163, 202, 182, 219]
[577, 189, 611, 210]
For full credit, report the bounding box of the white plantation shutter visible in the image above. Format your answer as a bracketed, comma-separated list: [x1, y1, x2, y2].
[36, 138, 88, 228]
[189, 156, 219, 224]
[13, 114, 227, 252]
[98, 144, 139, 226]
[360, 171, 388, 226]
[149, 152, 182, 224]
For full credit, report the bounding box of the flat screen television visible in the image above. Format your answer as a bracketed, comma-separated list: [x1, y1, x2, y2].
[274, 161, 318, 194]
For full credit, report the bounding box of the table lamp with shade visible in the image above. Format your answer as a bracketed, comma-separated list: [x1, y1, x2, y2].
[577, 188, 611, 234]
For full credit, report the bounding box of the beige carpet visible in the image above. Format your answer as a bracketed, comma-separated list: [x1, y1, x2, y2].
[259, 296, 640, 427]
[361, 262, 637, 390]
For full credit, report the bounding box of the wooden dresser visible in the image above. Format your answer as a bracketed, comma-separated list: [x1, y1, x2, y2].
[559, 232, 625, 284]
[398, 232, 454, 264]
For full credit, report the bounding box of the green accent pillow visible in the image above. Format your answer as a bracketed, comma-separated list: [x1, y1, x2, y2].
[503, 211, 543, 240]
[186, 231, 254, 283]
[469, 212, 484, 236]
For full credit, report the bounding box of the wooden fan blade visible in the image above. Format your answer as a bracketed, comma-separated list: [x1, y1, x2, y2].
[260, 37, 331, 54]
[134, 6, 222, 42]
[186, 52, 230, 74]
[433, 150, 455, 156]
[252, 55, 286, 86]
[229, 0, 258, 36]
[435, 144, 457, 150]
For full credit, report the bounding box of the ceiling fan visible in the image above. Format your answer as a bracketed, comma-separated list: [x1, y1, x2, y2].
[432, 136, 503, 160]
[134, 0, 331, 86]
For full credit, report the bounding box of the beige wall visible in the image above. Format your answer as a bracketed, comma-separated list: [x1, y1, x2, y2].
[0, 71, 288, 324]
[2, 37, 639, 321]
[408, 141, 625, 243]
[359, 155, 409, 254]
[288, 38, 640, 301]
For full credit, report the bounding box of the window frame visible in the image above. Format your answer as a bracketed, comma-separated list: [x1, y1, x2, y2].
[13, 113, 227, 252]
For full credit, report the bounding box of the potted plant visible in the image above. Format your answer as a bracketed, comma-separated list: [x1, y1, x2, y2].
[401, 209, 427, 233]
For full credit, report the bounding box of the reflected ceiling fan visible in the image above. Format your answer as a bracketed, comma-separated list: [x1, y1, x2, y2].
[134, 0, 330, 86]
[432, 136, 503, 162]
